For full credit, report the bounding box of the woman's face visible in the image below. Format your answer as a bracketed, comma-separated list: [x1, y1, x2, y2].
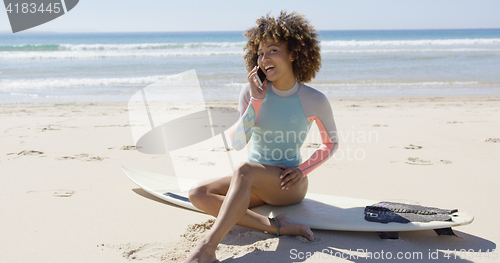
[257, 40, 294, 83]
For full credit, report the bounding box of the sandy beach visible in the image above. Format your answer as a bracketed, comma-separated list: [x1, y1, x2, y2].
[1, 95, 499, 262]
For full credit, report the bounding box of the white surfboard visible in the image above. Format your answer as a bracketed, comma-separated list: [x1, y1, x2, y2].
[122, 166, 473, 238]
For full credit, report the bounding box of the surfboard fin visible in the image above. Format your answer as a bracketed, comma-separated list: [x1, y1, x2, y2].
[378, 227, 456, 239]
[377, 231, 399, 239]
[434, 227, 456, 236]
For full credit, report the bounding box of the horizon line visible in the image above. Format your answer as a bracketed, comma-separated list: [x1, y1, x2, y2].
[2, 27, 500, 34]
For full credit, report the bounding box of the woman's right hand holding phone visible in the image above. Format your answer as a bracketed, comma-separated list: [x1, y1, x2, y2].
[248, 66, 267, 100]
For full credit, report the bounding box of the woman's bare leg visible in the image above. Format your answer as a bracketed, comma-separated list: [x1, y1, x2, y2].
[189, 176, 311, 236]
[189, 176, 275, 234]
[184, 162, 313, 263]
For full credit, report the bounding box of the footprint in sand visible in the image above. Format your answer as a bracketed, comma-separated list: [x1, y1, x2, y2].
[40, 125, 61, 132]
[108, 146, 140, 151]
[405, 157, 452, 165]
[57, 153, 108, 161]
[120, 145, 137, 150]
[176, 156, 198, 162]
[27, 189, 75, 197]
[404, 144, 422, 150]
[53, 190, 75, 197]
[7, 150, 44, 156]
[485, 138, 500, 143]
[406, 157, 433, 165]
[210, 146, 232, 152]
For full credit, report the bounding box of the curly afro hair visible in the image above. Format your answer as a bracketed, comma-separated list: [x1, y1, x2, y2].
[243, 11, 321, 83]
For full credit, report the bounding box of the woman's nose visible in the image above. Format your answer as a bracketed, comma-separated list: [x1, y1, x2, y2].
[261, 52, 269, 62]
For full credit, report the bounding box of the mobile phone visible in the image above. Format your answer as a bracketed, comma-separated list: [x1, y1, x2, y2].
[256, 66, 267, 87]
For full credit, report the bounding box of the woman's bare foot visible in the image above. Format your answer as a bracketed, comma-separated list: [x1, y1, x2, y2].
[274, 214, 314, 241]
[183, 238, 218, 263]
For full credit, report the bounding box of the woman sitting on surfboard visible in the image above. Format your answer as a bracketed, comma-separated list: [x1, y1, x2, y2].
[185, 11, 339, 263]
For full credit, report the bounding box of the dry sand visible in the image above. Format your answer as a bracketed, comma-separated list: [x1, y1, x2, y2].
[1, 95, 499, 262]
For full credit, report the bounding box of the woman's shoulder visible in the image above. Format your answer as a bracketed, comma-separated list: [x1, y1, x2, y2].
[238, 83, 252, 99]
[297, 82, 333, 117]
[298, 83, 328, 102]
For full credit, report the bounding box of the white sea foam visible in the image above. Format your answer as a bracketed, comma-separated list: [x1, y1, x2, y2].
[0, 49, 244, 60]
[0, 75, 178, 90]
[322, 48, 500, 54]
[2, 38, 498, 60]
[9, 92, 39, 97]
[57, 41, 246, 51]
[7, 38, 497, 52]
[3, 47, 498, 60]
[312, 80, 483, 89]
[215, 80, 498, 90]
[3, 77, 486, 91]
[321, 38, 500, 47]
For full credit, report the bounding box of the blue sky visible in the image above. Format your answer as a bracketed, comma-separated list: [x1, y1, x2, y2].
[1, 0, 500, 33]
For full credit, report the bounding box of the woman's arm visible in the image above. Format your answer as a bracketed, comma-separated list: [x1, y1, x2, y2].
[228, 99, 263, 150]
[228, 67, 268, 150]
[297, 89, 339, 176]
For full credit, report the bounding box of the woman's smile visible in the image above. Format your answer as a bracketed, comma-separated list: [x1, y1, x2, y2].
[264, 65, 275, 73]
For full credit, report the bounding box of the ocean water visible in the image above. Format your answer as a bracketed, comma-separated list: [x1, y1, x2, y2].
[1, 29, 500, 103]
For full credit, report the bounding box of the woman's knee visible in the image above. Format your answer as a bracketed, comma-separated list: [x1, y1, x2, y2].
[233, 162, 256, 181]
[188, 183, 208, 204]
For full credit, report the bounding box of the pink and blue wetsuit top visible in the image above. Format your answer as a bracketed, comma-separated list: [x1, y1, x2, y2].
[229, 81, 339, 176]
